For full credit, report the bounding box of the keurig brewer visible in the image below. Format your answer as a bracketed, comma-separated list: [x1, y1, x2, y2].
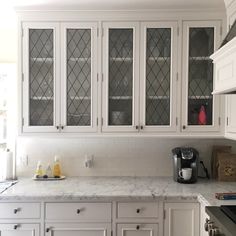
[172, 147, 199, 183]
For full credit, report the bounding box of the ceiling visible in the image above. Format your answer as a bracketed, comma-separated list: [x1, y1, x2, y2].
[10, 0, 225, 11]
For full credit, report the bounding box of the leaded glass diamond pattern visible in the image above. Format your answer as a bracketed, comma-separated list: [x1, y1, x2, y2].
[29, 29, 54, 126]
[188, 28, 214, 125]
[67, 29, 91, 126]
[108, 29, 133, 126]
[146, 28, 171, 125]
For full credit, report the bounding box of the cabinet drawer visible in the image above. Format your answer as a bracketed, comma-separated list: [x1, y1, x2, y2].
[45, 203, 112, 221]
[0, 203, 41, 219]
[117, 202, 159, 218]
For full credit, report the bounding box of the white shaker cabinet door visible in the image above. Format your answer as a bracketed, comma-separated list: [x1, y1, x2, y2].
[117, 224, 158, 236]
[164, 203, 199, 236]
[226, 95, 236, 134]
[45, 223, 111, 236]
[0, 224, 39, 236]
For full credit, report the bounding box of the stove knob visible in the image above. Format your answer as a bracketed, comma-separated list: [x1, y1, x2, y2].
[204, 218, 213, 231]
[212, 228, 220, 236]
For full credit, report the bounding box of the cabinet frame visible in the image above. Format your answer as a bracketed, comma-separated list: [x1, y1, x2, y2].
[181, 20, 221, 133]
[22, 22, 61, 133]
[140, 21, 178, 133]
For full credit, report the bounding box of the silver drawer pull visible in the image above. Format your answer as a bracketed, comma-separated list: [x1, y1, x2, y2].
[136, 225, 140, 230]
[77, 209, 81, 214]
[14, 224, 20, 230]
[14, 208, 20, 214]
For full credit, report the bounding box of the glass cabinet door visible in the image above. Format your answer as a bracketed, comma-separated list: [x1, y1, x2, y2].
[61, 23, 98, 132]
[102, 23, 139, 132]
[140, 22, 178, 132]
[182, 21, 221, 132]
[22, 23, 60, 132]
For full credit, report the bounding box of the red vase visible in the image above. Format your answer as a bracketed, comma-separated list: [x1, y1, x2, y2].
[198, 105, 207, 125]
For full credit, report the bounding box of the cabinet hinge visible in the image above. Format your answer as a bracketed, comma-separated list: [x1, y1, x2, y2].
[97, 117, 98, 126]
[218, 117, 221, 126]
[227, 117, 229, 126]
[176, 117, 178, 125]
[220, 25, 223, 36]
[177, 27, 179, 36]
[97, 73, 99, 82]
[22, 118, 24, 126]
[22, 73, 24, 82]
[163, 209, 166, 220]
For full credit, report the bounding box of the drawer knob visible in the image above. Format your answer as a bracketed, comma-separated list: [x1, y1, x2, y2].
[14, 224, 19, 230]
[136, 225, 140, 230]
[77, 209, 81, 214]
[136, 208, 140, 213]
[14, 208, 20, 214]
[46, 228, 50, 233]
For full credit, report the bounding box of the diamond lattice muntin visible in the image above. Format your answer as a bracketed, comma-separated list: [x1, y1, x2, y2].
[188, 27, 214, 125]
[108, 29, 133, 126]
[67, 29, 91, 126]
[146, 28, 171, 125]
[29, 29, 54, 126]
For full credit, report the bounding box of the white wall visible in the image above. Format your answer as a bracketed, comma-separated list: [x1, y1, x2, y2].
[16, 137, 236, 177]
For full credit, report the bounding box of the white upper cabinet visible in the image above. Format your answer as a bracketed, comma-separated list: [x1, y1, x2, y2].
[22, 22, 98, 133]
[140, 22, 178, 132]
[22, 22, 61, 133]
[20, 17, 223, 135]
[181, 21, 221, 133]
[102, 22, 140, 132]
[60, 22, 98, 133]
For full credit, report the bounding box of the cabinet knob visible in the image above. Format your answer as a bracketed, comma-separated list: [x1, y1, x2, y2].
[136, 208, 140, 213]
[56, 126, 60, 130]
[61, 125, 64, 130]
[14, 224, 19, 230]
[135, 125, 139, 130]
[136, 225, 140, 230]
[13, 208, 20, 214]
[140, 125, 143, 130]
[182, 125, 186, 130]
[46, 228, 51, 233]
[77, 209, 81, 214]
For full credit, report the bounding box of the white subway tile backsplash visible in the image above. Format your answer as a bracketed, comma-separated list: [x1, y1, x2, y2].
[16, 137, 236, 177]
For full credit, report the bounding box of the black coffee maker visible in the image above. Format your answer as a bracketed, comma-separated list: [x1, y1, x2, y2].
[172, 147, 199, 184]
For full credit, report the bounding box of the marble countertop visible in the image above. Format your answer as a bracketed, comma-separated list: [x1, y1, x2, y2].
[1, 177, 236, 206]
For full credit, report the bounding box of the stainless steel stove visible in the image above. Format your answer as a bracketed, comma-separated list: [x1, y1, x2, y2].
[205, 205, 236, 236]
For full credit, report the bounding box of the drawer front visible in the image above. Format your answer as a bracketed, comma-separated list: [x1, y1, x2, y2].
[45, 203, 112, 221]
[117, 202, 158, 218]
[0, 203, 41, 219]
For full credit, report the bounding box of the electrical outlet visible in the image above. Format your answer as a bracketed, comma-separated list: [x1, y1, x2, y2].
[20, 155, 28, 166]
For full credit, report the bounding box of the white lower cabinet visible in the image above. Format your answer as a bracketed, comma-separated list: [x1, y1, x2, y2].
[164, 203, 199, 236]
[45, 223, 111, 236]
[117, 223, 158, 236]
[0, 224, 40, 236]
